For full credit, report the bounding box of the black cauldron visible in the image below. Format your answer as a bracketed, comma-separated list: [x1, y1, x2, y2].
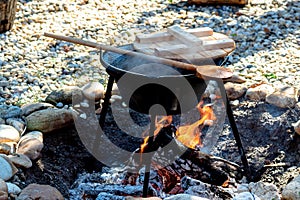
[100, 44, 225, 115]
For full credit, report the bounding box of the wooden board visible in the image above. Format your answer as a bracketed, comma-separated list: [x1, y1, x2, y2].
[133, 26, 235, 61]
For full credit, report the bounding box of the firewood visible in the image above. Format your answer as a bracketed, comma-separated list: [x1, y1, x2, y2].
[0, 0, 17, 33]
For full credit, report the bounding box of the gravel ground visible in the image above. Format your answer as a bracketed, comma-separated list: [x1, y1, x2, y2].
[0, 0, 299, 106]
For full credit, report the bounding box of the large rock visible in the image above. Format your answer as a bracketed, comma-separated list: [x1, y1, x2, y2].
[21, 102, 54, 116]
[17, 135, 44, 161]
[17, 184, 64, 200]
[0, 178, 8, 200]
[0, 124, 20, 143]
[245, 84, 275, 101]
[282, 175, 300, 200]
[224, 82, 247, 100]
[45, 86, 82, 105]
[81, 82, 105, 101]
[248, 181, 280, 200]
[266, 86, 298, 108]
[26, 108, 74, 133]
[0, 154, 18, 181]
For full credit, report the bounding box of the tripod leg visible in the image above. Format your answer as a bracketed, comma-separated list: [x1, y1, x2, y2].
[142, 114, 156, 197]
[217, 80, 252, 180]
[99, 75, 115, 128]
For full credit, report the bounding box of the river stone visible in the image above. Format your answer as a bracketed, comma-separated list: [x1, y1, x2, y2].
[16, 138, 44, 160]
[164, 194, 210, 200]
[8, 154, 32, 168]
[82, 82, 104, 101]
[20, 131, 43, 143]
[6, 118, 26, 135]
[21, 102, 54, 116]
[0, 118, 5, 125]
[0, 143, 11, 155]
[0, 154, 18, 181]
[281, 175, 300, 200]
[233, 192, 261, 200]
[224, 82, 247, 100]
[248, 181, 280, 200]
[245, 84, 275, 101]
[266, 86, 298, 108]
[0, 105, 22, 119]
[0, 125, 20, 143]
[6, 182, 21, 195]
[0, 178, 8, 200]
[45, 86, 82, 105]
[26, 108, 74, 133]
[17, 184, 64, 200]
[292, 120, 300, 136]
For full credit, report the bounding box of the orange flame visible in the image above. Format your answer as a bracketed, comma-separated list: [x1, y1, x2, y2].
[140, 116, 173, 154]
[176, 101, 216, 149]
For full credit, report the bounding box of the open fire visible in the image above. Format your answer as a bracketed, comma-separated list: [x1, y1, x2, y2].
[140, 101, 216, 152]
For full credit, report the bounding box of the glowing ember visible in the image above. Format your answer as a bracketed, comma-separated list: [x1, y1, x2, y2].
[176, 101, 216, 149]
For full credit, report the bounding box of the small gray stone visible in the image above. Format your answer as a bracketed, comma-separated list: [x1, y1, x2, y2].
[248, 181, 280, 200]
[0, 125, 20, 143]
[245, 84, 275, 101]
[224, 82, 247, 100]
[17, 138, 44, 160]
[8, 154, 32, 168]
[164, 194, 209, 200]
[0, 154, 18, 181]
[56, 102, 64, 108]
[17, 184, 64, 200]
[6, 182, 21, 195]
[266, 86, 298, 108]
[21, 102, 55, 116]
[281, 175, 300, 200]
[45, 86, 82, 105]
[233, 192, 261, 200]
[0, 178, 8, 200]
[82, 82, 105, 101]
[6, 118, 26, 135]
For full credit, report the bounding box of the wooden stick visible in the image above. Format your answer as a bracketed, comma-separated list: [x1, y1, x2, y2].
[43, 33, 233, 79]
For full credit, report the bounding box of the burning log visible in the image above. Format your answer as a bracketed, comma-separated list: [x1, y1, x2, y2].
[135, 102, 243, 193]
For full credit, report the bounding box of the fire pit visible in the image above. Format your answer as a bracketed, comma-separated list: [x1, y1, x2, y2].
[99, 44, 251, 197]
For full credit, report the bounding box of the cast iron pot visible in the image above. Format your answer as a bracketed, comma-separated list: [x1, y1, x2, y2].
[100, 44, 225, 115]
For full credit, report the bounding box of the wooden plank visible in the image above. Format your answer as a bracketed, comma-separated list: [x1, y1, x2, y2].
[154, 44, 188, 57]
[167, 25, 204, 45]
[186, 27, 213, 37]
[135, 31, 173, 44]
[135, 27, 213, 44]
[203, 39, 235, 50]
